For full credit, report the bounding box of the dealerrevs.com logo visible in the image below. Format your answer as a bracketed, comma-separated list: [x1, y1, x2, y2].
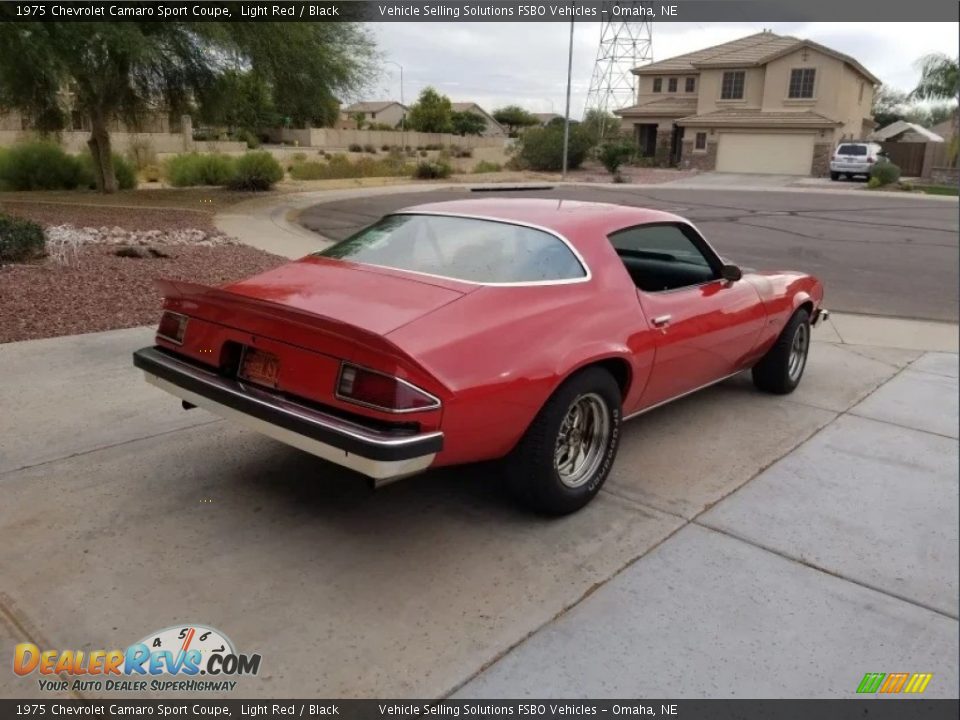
[13, 624, 261, 693]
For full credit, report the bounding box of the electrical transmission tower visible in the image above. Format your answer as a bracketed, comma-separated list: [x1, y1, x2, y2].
[583, 2, 653, 137]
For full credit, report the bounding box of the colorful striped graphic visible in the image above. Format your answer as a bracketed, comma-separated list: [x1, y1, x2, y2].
[856, 672, 933, 694]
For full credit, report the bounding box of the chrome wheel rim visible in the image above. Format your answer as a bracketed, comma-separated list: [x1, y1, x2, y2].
[554, 393, 611, 489]
[788, 323, 809, 382]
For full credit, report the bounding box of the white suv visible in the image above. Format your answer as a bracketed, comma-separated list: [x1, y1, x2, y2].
[830, 142, 886, 181]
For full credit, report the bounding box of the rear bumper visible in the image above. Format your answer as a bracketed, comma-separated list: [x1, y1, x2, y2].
[830, 162, 872, 174]
[133, 347, 442, 481]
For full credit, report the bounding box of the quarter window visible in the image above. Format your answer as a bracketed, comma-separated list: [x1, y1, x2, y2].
[652, 78, 662, 93]
[685, 77, 696, 93]
[668, 78, 678, 92]
[720, 71, 745, 100]
[788, 68, 816, 98]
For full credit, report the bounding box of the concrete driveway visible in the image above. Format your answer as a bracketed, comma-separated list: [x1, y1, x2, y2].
[1, 318, 956, 699]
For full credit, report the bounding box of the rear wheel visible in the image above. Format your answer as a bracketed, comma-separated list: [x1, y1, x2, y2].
[506, 367, 621, 515]
[829, 171, 839, 181]
[752, 308, 811, 394]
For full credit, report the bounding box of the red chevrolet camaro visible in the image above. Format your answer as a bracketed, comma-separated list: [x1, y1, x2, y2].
[134, 198, 827, 514]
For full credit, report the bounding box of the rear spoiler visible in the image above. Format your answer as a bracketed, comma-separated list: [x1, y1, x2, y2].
[154, 279, 432, 376]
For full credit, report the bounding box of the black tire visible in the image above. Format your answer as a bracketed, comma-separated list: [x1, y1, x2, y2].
[829, 171, 839, 181]
[752, 308, 811, 395]
[506, 367, 622, 516]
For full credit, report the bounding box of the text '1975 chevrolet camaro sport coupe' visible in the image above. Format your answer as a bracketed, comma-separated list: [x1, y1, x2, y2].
[133, 199, 827, 515]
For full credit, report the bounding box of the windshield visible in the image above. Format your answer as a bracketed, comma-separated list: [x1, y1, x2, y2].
[317, 214, 587, 284]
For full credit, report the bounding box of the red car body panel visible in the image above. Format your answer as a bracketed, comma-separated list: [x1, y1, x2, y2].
[142, 199, 824, 475]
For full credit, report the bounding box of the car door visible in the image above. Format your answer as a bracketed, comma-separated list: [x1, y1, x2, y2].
[609, 222, 766, 411]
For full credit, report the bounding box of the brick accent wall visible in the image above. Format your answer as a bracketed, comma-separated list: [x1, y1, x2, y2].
[679, 139, 717, 171]
[811, 143, 832, 177]
[929, 167, 959, 186]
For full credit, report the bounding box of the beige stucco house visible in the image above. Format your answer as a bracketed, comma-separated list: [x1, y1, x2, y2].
[615, 31, 880, 176]
[341, 101, 408, 128]
[451, 102, 506, 137]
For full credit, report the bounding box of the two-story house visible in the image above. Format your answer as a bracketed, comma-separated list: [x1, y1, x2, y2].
[615, 31, 879, 176]
[340, 101, 408, 129]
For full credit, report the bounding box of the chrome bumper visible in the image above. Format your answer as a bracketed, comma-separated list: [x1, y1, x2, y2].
[133, 347, 442, 481]
[811, 307, 830, 327]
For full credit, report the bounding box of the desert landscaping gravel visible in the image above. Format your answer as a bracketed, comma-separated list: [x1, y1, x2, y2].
[0, 241, 285, 344]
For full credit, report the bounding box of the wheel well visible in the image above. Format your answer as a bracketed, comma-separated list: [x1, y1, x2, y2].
[586, 357, 632, 400]
[798, 300, 814, 316]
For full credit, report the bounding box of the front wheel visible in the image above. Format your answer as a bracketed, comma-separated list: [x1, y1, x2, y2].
[505, 367, 621, 515]
[752, 308, 811, 394]
[830, 171, 839, 181]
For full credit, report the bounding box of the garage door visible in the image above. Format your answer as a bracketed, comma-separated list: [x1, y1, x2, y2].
[715, 133, 815, 175]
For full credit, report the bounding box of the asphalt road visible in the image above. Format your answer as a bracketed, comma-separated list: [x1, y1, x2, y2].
[298, 186, 959, 323]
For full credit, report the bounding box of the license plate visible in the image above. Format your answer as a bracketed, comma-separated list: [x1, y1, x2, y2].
[239, 348, 280, 388]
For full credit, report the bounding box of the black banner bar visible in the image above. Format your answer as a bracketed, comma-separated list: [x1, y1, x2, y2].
[1, 700, 959, 719]
[0, 0, 957, 23]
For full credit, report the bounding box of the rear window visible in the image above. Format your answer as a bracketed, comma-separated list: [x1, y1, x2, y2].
[837, 144, 868, 156]
[318, 214, 587, 284]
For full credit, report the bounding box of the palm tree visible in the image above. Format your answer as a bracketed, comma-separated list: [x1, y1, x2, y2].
[910, 53, 959, 163]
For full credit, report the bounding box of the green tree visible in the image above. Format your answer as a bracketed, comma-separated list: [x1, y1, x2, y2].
[407, 87, 453, 133]
[581, 109, 620, 143]
[450, 110, 487, 136]
[492, 105, 539, 137]
[910, 53, 959, 160]
[198, 69, 278, 137]
[871, 85, 908, 128]
[0, 19, 374, 192]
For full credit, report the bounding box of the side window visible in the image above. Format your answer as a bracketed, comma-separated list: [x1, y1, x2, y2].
[608, 224, 718, 292]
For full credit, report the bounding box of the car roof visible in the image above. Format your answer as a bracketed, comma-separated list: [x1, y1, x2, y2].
[394, 198, 687, 245]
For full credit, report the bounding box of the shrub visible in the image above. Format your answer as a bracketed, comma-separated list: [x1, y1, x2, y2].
[472, 160, 503, 174]
[413, 160, 452, 180]
[424, 143, 443, 151]
[114, 246, 145, 258]
[598, 141, 635, 176]
[165, 153, 235, 187]
[381, 144, 391, 151]
[289, 153, 412, 181]
[236, 129, 260, 149]
[448, 145, 473, 159]
[0, 213, 46, 263]
[227, 151, 284, 191]
[866, 176, 882, 189]
[513, 125, 593, 171]
[0, 142, 85, 190]
[419, 149, 428, 157]
[363, 144, 377, 154]
[899, 180, 914, 192]
[870, 160, 901, 187]
[348, 143, 363, 152]
[141, 164, 163, 183]
[78, 153, 138, 190]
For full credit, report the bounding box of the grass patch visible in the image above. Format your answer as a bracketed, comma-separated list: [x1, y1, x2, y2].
[916, 184, 959, 196]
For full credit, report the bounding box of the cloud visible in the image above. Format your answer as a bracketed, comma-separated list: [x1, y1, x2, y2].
[367, 21, 958, 118]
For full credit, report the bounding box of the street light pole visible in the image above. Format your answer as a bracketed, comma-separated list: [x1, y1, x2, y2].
[385, 60, 405, 147]
[562, 18, 574, 179]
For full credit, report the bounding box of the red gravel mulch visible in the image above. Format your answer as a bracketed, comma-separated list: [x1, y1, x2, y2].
[0, 243, 286, 343]
[1, 201, 218, 233]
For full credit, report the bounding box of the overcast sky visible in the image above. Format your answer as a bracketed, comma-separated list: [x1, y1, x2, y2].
[367, 22, 959, 118]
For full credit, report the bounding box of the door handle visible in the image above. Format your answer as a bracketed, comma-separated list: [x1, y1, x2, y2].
[652, 314, 672, 327]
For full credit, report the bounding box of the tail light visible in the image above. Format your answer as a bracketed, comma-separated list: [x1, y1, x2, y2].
[157, 311, 188, 344]
[336, 363, 440, 413]
[867, 156, 876, 163]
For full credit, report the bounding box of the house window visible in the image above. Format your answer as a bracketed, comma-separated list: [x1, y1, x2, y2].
[788, 68, 816, 99]
[685, 77, 696, 93]
[695, 132, 707, 150]
[858, 82, 865, 104]
[668, 78, 678, 93]
[720, 71, 745, 100]
[652, 78, 662, 93]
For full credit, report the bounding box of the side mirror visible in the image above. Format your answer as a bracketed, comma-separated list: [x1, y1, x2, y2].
[720, 264, 742, 282]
